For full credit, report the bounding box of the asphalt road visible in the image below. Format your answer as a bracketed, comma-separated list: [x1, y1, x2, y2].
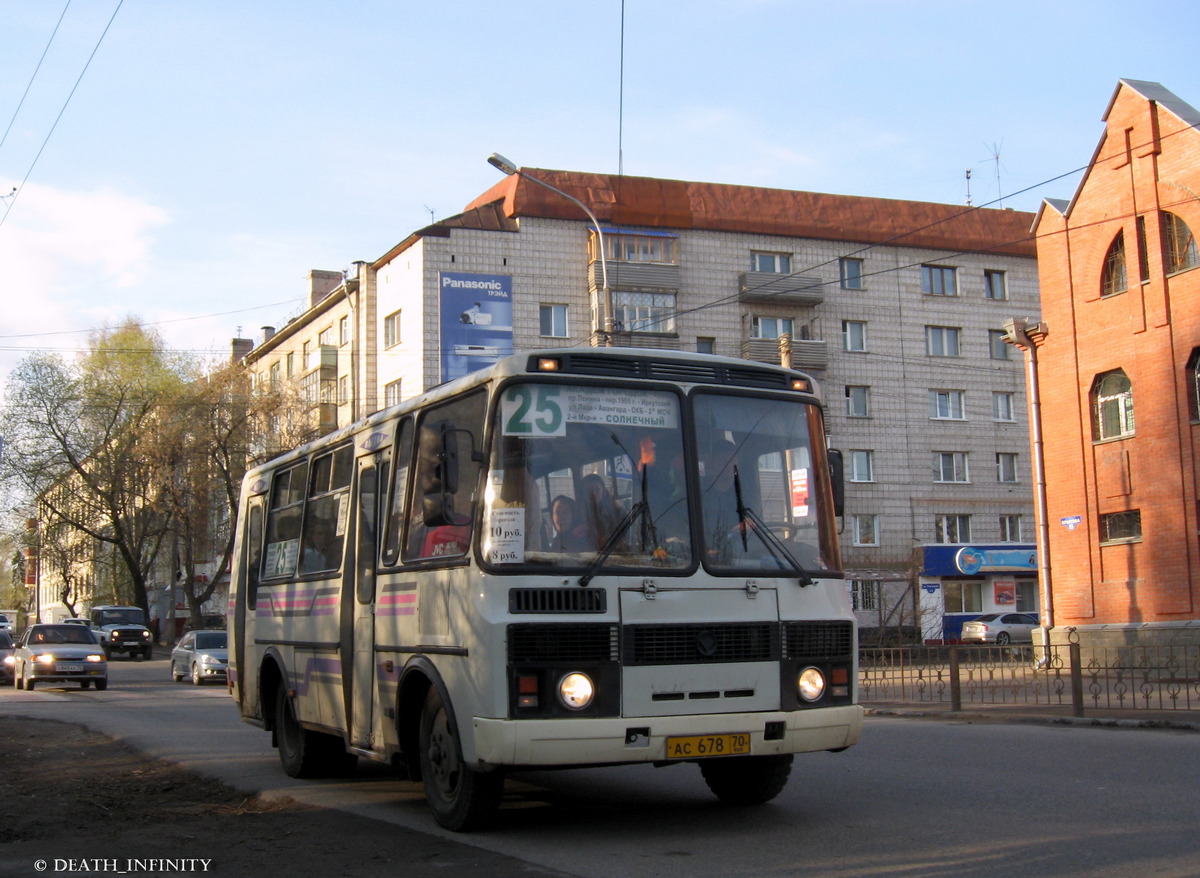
[4, 655, 1198, 878]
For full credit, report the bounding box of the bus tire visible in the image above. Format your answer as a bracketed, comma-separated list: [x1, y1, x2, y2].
[418, 687, 503, 831]
[699, 754, 793, 805]
[274, 687, 357, 778]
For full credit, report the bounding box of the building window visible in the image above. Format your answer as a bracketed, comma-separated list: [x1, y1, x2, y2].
[846, 385, 869, 417]
[1099, 509, 1142, 545]
[697, 337, 715, 355]
[285, 352, 294, 378]
[993, 392, 1015, 422]
[989, 330, 1010, 360]
[384, 310, 402, 348]
[339, 316, 349, 346]
[999, 514, 1022, 542]
[997, 452, 1018, 483]
[933, 452, 969, 483]
[851, 518, 879, 548]
[752, 251, 791, 273]
[1101, 231, 1127, 297]
[984, 269, 1007, 300]
[384, 379, 402, 408]
[1162, 211, 1199, 274]
[930, 390, 965, 420]
[849, 450, 874, 482]
[539, 304, 568, 338]
[318, 327, 333, 346]
[595, 231, 678, 264]
[301, 341, 310, 371]
[1016, 580, 1038, 612]
[943, 580, 983, 613]
[752, 316, 794, 339]
[843, 320, 867, 352]
[926, 326, 961, 357]
[1091, 369, 1134, 441]
[613, 291, 676, 333]
[1187, 349, 1200, 421]
[338, 375, 349, 405]
[850, 577, 879, 607]
[935, 514, 972, 544]
[921, 264, 957, 296]
[840, 257, 864, 290]
[269, 361, 280, 390]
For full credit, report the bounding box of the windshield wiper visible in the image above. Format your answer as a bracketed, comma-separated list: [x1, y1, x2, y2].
[578, 436, 661, 587]
[733, 466, 813, 587]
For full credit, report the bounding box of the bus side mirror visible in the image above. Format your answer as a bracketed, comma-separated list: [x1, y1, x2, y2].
[827, 448, 845, 518]
[420, 422, 481, 527]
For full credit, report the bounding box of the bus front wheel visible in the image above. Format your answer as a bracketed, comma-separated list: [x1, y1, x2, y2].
[700, 754, 794, 805]
[418, 687, 503, 831]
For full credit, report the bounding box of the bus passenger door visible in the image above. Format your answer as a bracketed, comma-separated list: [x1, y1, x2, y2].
[350, 457, 381, 749]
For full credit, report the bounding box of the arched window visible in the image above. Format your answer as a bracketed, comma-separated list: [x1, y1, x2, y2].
[1100, 231, 1127, 297]
[1162, 211, 1199, 274]
[1092, 370, 1134, 441]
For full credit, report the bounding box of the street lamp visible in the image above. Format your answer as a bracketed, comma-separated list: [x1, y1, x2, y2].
[1003, 317, 1053, 658]
[487, 153, 612, 341]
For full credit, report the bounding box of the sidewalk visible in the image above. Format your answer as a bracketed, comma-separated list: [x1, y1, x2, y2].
[863, 700, 1200, 732]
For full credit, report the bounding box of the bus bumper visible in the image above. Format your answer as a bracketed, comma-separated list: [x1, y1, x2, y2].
[471, 704, 863, 768]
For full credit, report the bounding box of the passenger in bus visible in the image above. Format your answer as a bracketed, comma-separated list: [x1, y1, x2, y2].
[301, 517, 339, 573]
[577, 473, 621, 550]
[549, 495, 589, 552]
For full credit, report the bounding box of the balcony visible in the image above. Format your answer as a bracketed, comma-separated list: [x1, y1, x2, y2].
[741, 337, 828, 370]
[589, 261, 681, 291]
[738, 272, 824, 307]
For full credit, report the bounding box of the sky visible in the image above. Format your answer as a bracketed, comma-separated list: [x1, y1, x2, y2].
[2, 0, 1199, 390]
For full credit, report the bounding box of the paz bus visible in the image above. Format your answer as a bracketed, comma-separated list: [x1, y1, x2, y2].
[228, 348, 862, 830]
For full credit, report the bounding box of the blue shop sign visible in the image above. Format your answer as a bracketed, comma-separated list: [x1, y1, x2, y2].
[922, 545, 1037, 576]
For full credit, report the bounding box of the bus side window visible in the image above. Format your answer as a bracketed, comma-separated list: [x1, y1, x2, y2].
[245, 501, 264, 610]
[381, 418, 413, 566]
[404, 391, 486, 561]
[299, 445, 352, 575]
[264, 462, 308, 579]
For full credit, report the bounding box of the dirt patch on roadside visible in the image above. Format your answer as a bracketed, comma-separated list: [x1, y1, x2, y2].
[0, 716, 572, 878]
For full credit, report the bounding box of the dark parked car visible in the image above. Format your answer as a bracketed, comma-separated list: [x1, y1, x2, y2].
[960, 613, 1039, 645]
[170, 629, 228, 685]
[11, 623, 108, 690]
[0, 631, 15, 683]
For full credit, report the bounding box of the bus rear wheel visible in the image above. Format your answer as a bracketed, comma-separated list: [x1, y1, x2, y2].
[418, 687, 503, 831]
[700, 754, 794, 805]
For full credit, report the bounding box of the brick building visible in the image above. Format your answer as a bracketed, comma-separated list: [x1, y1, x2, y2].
[1033, 80, 1200, 646]
[246, 170, 1041, 639]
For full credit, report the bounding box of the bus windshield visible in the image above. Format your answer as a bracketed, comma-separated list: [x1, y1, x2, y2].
[482, 382, 836, 575]
[484, 382, 690, 570]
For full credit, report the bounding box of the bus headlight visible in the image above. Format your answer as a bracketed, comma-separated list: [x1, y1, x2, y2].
[797, 667, 826, 702]
[557, 672, 595, 710]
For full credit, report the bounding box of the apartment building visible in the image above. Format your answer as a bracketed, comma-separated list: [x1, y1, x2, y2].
[245, 170, 1040, 640]
[1034, 80, 1200, 647]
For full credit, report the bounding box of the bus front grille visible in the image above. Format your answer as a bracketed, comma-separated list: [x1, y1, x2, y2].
[508, 623, 619, 663]
[782, 621, 854, 659]
[623, 623, 780, 665]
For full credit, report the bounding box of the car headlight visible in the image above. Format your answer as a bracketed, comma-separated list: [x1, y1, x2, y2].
[35, 653, 56, 664]
[86, 654, 106, 663]
[557, 672, 595, 710]
[200, 654, 221, 665]
[2, 656, 13, 666]
[797, 666, 826, 702]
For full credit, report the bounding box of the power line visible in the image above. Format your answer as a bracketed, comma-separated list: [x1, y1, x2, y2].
[0, 0, 124, 230]
[0, 0, 73, 157]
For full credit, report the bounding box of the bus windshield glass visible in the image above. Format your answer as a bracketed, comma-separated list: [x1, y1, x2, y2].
[693, 392, 834, 574]
[484, 382, 690, 570]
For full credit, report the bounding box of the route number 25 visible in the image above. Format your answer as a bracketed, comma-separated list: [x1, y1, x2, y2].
[502, 386, 565, 437]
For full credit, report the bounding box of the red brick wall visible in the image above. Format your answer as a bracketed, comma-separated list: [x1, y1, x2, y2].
[1034, 82, 1200, 626]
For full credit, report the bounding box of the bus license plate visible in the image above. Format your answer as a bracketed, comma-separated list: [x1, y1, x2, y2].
[665, 733, 751, 759]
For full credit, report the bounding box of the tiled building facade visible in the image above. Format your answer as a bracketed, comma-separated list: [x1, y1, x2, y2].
[1034, 80, 1200, 646]
[246, 171, 1041, 639]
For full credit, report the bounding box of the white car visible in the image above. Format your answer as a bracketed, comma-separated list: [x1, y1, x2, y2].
[960, 613, 1039, 645]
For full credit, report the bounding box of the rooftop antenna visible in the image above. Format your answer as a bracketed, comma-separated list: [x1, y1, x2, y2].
[423, 205, 436, 223]
[982, 140, 1004, 207]
[964, 169, 972, 206]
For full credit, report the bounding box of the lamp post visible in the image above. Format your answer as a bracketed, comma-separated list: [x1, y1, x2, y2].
[1003, 317, 1053, 658]
[487, 153, 612, 342]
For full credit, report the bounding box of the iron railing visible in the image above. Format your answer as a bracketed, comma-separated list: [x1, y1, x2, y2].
[860, 640, 1200, 714]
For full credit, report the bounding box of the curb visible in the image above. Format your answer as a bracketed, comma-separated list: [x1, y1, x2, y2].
[863, 705, 1200, 733]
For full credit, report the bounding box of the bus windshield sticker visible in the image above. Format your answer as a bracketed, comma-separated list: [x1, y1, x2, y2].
[485, 506, 524, 564]
[501, 385, 678, 437]
[264, 538, 299, 577]
[790, 468, 809, 518]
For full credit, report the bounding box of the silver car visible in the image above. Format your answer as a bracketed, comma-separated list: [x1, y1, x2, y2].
[12, 624, 109, 690]
[170, 629, 228, 685]
[960, 612, 1039, 645]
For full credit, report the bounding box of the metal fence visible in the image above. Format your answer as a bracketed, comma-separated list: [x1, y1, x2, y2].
[859, 641, 1200, 714]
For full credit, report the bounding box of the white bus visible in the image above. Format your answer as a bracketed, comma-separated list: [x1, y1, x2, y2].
[229, 349, 862, 830]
